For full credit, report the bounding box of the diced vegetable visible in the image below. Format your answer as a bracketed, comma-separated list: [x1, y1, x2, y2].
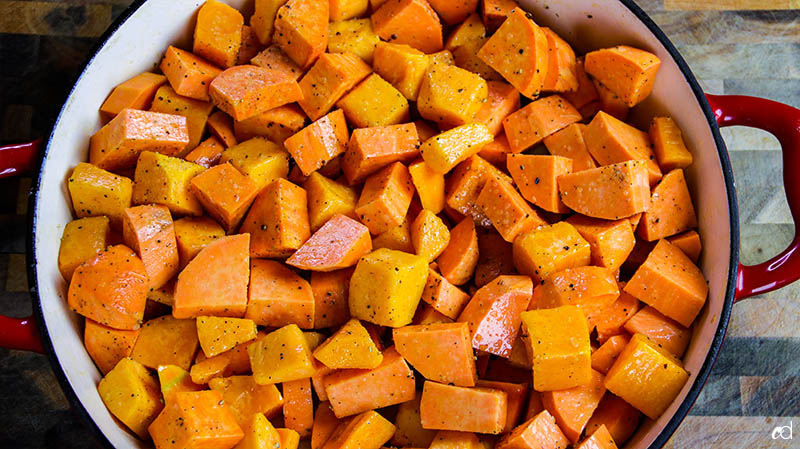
[287, 214, 372, 271]
[194, 0, 244, 68]
[337, 73, 411, 128]
[584, 45, 661, 107]
[298, 52, 372, 120]
[131, 315, 199, 371]
[248, 324, 316, 385]
[624, 306, 690, 358]
[638, 169, 698, 241]
[160, 46, 222, 101]
[541, 369, 606, 442]
[313, 318, 383, 369]
[394, 322, 477, 386]
[284, 109, 350, 176]
[507, 154, 572, 214]
[495, 410, 569, 449]
[197, 316, 258, 358]
[558, 161, 651, 220]
[247, 259, 314, 328]
[512, 221, 590, 284]
[502, 95, 581, 153]
[420, 381, 508, 434]
[371, 0, 443, 53]
[240, 179, 311, 258]
[98, 358, 163, 438]
[344, 123, 419, 184]
[274, 0, 329, 68]
[58, 216, 111, 282]
[148, 390, 244, 448]
[283, 378, 314, 438]
[100, 72, 166, 118]
[84, 319, 140, 375]
[189, 163, 260, 232]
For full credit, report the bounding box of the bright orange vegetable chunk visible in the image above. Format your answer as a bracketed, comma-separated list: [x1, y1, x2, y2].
[287, 214, 372, 272]
[148, 390, 244, 449]
[394, 322, 477, 387]
[420, 381, 507, 434]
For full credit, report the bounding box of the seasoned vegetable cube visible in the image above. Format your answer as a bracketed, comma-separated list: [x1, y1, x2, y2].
[313, 318, 383, 369]
[210, 65, 303, 121]
[558, 161, 650, 220]
[328, 19, 380, 64]
[410, 209, 450, 262]
[503, 95, 581, 153]
[320, 410, 396, 449]
[197, 316, 257, 358]
[247, 259, 315, 328]
[585, 45, 661, 107]
[349, 248, 428, 327]
[189, 162, 260, 232]
[133, 151, 205, 216]
[209, 376, 284, 426]
[219, 138, 290, 191]
[354, 162, 415, 235]
[240, 179, 310, 258]
[248, 324, 316, 385]
[58, 216, 111, 281]
[393, 322, 476, 387]
[284, 109, 350, 176]
[420, 381, 507, 434]
[235, 413, 281, 449]
[336, 74, 410, 128]
[343, 123, 419, 185]
[287, 214, 372, 271]
[541, 369, 606, 442]
[371, 0, 443, 53]
[84, 319, 139, 375]
[148, 390, 244, 448]
[304, 173, 358, 232]
[273, 0, 329, 69]
[173, 216, 225, 268]
[194, 0, 243, 68]
[298, 52, 372, 121]
[100, 72, 166, 118]
[122, 204, 179, 290]
[68, 163, 132, 228]
[150, 84, 214, 154]
[373, 42, 431, 101]
[420, 123, 493, 174]
[131, 315, 199, 371]
[418, 63, 488, 128]
[159, 46, 222, 102]
[512, 221, 590, 284]
[98, 358, 162, 438]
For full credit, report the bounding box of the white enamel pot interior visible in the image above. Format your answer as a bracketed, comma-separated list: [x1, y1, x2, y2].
[30, 0, 737, 447]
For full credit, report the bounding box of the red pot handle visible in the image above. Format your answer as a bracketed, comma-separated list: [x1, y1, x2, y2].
[0, 139, 44, 353]
[706, 94, 800, 301]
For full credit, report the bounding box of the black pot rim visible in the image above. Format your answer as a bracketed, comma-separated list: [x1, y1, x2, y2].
[25, 0, 740, 448]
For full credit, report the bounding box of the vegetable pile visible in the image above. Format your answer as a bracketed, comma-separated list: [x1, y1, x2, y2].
[59, 0, 707, 448]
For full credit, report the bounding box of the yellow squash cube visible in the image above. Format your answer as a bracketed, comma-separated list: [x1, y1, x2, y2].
[133, 151, 205, 216]
[512, 222, 591, 284]
[312, 318, 383, 369]
[349, 248, 428, 327]
[68, 163, 132, 228]
[321, 410, 396, 449]
[157, 364, 202, 399]
[521, 305, 592, 391]
[131, 315, 200, 371]
[220, 137, 290, 191]
[418, 63, 488, 128]
[604, 333, 689, 419]
[303, 172, 358, 231]
[208, 376, 284, 426]
[236, 413, 281, 449]
[58, 216, 111, 281]
[373, 219, 415, 253]
[197, 316, 258, 358]
[419, 123, 493, 174]
[337, 73, 410, 128]
[328, 19, 381, 64]
[408, 160, 445, 214]
[277, 428, 300, 449]
[97, 358, 163, 438]
[330, 0, 369, 21]
[410, 209, 450, 262]
[173, 216, 225, 268]
[373, 42, 432, 101]
[247, 324, 316, 385]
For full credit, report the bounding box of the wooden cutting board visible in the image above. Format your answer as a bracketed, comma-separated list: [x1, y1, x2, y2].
[0, 1, 798, 448]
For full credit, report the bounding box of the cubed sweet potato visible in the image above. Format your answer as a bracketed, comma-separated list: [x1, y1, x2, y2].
[567, 215, 636, 271]
[84, 319, 139, 375]
[298, 52, 372, 121]
[194, 0, 244, 68]
[394, 322, 477, 387]
[558, 161, 651, 220]
[585, 45, 661, 107]
[371, 0, 443, 53]
[541, 369, 606, 442]
[189, 163, 260, 232]
[592, 289, 641, 343]
[668, 230, 702, 263]
[98, 358, 163, 438]
[507, 154, 572, 213]
[250, 45, 302, 80]
[584, 111, 662, 185]
[173, 234, 250, 318]
[343, 123, 419, 184]
[421, 269, 471, 319]
[520, 305, 592, 391]
[541, 27, 578, 93]
[457, 275, 532, 357]
[287, 214, 372, 271]
[324, 346, 416, 417]
[585, 395, 640, 446]
[591, 335, 630, 375]
[624, 239, 707, 327]
[157, 365, 203, 399]
[240, 179, 310, 258]
[429, 431, 482, 449]
[502, 95, 581, 153]
[475, 81, 520, 136]
[100, 72, 167, 119]
[624, 306, 690, 358]
[210, 65, 303, 122]
[476, 175, 546, 243]
[543, 123, 597, 172]
[150, 85, 214, 154]
[122, 204, 178, 290]
[284, 109, 350, 176]
[354, 162, 415, 235]
[534, 266, 620, 324]
[638, 169, 698, 241]
[420, 381, 507, 434]
[274, 0, 329, 68]
[425, 124, 495, 177]
[90, 108, 189, 172]
[475, 380, 529, 433]
[159, 46, 222, 102]
[445, 154, 510, 227]
[68, 245, 148, 330]
[495, 410, 569, 449]
[310, 269, 353, 329]
[650, 116, 693, 172]
[283, 378, 313, 438]
[475, 229, 515, 288]
[247, 259, 314, 328]
[148, 390, 244, 448]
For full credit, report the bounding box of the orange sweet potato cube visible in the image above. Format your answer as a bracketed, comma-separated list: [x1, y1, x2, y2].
[533, 266, 620, 323]
[189, 163, 260, 232]
[284, 109, 350, 176]
[591, 335, 630, 375]
[298, 52, 372, 121]
[324, 346, 416, 418]
[394, 322, 477, 387]
[240, 179, 311, 258]
[420, 381, 507, 434]
[90, 108, 189, 171]
[638, 169, 698, 241]
[457, 275, 532, 358]
[475, 175, 545, 243]
[274, 0, 329, 69]
[592, 78, 630, 122]
[592, 288, 641, 343]
[563, 57, 599, 112]
[624, 239, 707, 327]
[445, 154, 510, 227]
[624, 306, 690, 358]
[100, 72, 167, 118]
[585, 395, 640, 446]
[149, 85, 214, 155]
[286, 214, 371, 273]
[207, 110, 238, 148]
[173, 216, 225, 268]
[173, 234, 250, 318]
[566, 215, 636, 271]
[160, 46, 222, 101]
[584, 111, 662, 186]
[237, 25, 263, 65]
[585, 45, 661, 107]
[421, 269, 471, 319]
[208, 376, 284, 425]
[558, 161, 651, 220]
[371, 0, 443, 53]
[283, 378, 314, 438]
[194, 0, 244, 68]
[668, 230, 702, 263]
[478, 133, 512, 167]
[122, 204, 179, 290]
[480, 0, 517, 32]
[475, 380, 529, 433]
[495, 410, 569, 449]
[310, 269, 353, 329]
[541, 27, 578, 93]
[321, 410, 396, 449]
[477, 8, 548, 98]
[148, 390, 244, 448]
[502, 95, 581, 153]
[247, 259, 314, 328]
[543, 123, 597, 172]
[604, 333, 688, 419]
[84, 319, 140, 375]
[354, 162, 415, 235]
[343, 123, 419, 184]
[650, 116, 693, 172]
[233, 104, 306, 144]
[507, 154, 572, 213]
[542, 369, 606, 442]
[68, 245, 148, 330]
[474, 81, 520, 136]
[210, 65, 303, 121]
[250, 45, 303, 80]
[131, 315, 199, 371]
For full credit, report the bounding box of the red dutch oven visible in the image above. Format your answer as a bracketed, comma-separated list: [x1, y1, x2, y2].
[0, 0, 799, 447]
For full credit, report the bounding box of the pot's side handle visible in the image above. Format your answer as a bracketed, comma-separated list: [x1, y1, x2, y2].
[0, 139, 44, 353]
[706, 94, 800, 302]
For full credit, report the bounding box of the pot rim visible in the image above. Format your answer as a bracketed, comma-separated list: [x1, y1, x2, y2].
[25, 0, 740, 447]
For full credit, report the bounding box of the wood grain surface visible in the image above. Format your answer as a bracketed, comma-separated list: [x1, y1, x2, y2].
[0, 1, 798, 448]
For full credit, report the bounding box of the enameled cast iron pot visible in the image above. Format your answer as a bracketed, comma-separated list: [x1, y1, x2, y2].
[1, 0, 799, 447]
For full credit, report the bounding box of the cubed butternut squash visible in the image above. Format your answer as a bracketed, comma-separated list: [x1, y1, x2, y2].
[313, 318, 383, 369]
[194, 0, 244, 68]
[298, 52, 373, 121]
[512, 221, 590, 284]
[284, 109, 350, 176]
[58, 216, 111, 282]
[133, 151, 205, 216]
[248, 324, 316, 385]
[417, 64, 488, 128]
[420, 123, 493, 175]
[336, 73, 410, 128]
[173, 216, 225, 268]
[197, 316, 258, 358]
[321, 410, 396, 449]
[328, 19, 381, 64]
[131, 315, 199, 371]
[219, 138, 291, 191]
[274, 0, 329, 69]
[410, 210, 450, 262]
[98, 358, 163, 438]
[409, 159, 445, 214]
